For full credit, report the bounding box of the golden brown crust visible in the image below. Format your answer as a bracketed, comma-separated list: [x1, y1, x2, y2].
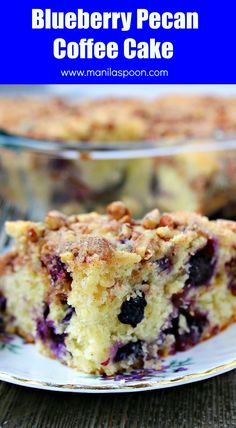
[0, 251, 17, 275]
[5, 201, 236, 266]
[44, 211, 67, 230]
[69, 236, 114, 262]
[0, 95, 236, 142]
[5, 325, 35, 343]
[107, 201, 131, 221]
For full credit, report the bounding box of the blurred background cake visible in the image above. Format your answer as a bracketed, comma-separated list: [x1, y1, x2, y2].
[0, 85, 236, 221]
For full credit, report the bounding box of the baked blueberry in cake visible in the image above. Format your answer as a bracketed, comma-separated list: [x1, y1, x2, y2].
[1, 201, 236, 375]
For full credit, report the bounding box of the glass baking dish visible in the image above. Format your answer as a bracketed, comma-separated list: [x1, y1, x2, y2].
[1, 130, 236, 221]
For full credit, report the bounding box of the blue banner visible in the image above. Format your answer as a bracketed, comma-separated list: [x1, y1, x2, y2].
[0, 0, 235, 84]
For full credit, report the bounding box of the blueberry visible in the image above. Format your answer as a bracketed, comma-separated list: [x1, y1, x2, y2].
[164, 308, 208, 352]
[156, 257, 172, 273]
[0, 295, 6, 312]
[114, 340, 143, 363]
[171, 288, 193, 309]
[52, 182, 91, 204]
[36, 307, 53, 342]
[150, 174, 159, 195]
[52, 191, 72, 205]
[0, 316, 4, 334]
[62, 306, 75, 324]
[228, 280, 236, 296]
[36, 318, 49, 342]
[49, 332, 66, 358]
[43, 304, 50, 319]
[36, 304, 66, 358]
[119, 239, 129, 245]
[225, 258, 236, 296]
[48, 158, 71, 172]
[42, 255, 71, 287]
[118, 293, 147, 328]
[187, 238, 218, 287]
[49, 256, 71, 285]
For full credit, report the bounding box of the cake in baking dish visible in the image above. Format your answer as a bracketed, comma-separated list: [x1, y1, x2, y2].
[0, 95, 236, 141]
[1, 201, 236, 375]
[1, 95, 236, 219]
[0, 95, 236, 219]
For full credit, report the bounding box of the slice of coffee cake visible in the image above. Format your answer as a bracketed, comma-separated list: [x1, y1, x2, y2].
[1, 202, 236, 375]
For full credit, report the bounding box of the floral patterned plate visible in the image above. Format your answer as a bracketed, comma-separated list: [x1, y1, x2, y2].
[0, 324, 236, 393]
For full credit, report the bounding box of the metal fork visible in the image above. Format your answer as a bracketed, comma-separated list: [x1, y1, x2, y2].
[0, 196, 29, 250]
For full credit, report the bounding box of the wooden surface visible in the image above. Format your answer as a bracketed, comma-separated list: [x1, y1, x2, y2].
[0, 371, 236, 428]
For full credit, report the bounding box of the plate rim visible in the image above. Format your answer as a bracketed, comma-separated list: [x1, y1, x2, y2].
[0, 359, 236, 393]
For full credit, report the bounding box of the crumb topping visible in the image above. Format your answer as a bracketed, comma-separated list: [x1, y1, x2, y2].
[0, 95, 236, 142]
[5, 201, 236, 268]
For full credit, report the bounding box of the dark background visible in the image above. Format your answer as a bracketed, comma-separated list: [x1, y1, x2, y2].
[0, 371, 236, 427]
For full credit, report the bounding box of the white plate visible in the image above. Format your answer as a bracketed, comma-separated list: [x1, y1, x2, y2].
[0, 325, 236, 393]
